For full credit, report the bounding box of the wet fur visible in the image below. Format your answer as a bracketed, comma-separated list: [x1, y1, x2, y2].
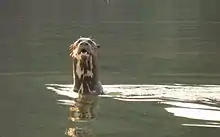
[69, 37, 103, 95]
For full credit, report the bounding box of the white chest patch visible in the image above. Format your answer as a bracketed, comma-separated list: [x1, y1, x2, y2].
[84, 70, 93, 77]
[76, 64, 83, 79]
[76, 61, 93, 79]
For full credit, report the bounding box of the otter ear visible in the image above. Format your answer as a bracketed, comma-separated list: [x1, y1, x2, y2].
[96, 44, 100, 48]
[69, 43, 77, 57]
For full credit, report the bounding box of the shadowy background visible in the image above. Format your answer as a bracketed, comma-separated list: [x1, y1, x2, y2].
[0, 0, 220, 84]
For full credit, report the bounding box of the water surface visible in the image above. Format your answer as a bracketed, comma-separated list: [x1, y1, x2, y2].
[1, 0, 220, 137]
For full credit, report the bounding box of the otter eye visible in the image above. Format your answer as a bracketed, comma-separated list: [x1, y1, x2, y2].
[76, 40, 82, 44]
[87, 40, 93, 45]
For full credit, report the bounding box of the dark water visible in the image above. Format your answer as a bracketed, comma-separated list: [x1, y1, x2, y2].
[1, 0, 220, 137]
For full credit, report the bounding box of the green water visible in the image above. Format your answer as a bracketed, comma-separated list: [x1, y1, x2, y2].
[0, 0, 220, 136]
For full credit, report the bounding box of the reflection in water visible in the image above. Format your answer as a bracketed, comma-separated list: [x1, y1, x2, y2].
[65, 127, 93, 137]
[69, 94, 99, 122]
[165, 107, 220, 121]
[46, 83, 220, 104]
[65, 94, 99, 137]
[182, 123, 220, 128]
[46, 83, 220, 129]
[160, 101, 220, 110]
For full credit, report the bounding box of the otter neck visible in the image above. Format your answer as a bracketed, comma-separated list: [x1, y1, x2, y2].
[76, 56, 93, 79]
[73, 56, 98, 94]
